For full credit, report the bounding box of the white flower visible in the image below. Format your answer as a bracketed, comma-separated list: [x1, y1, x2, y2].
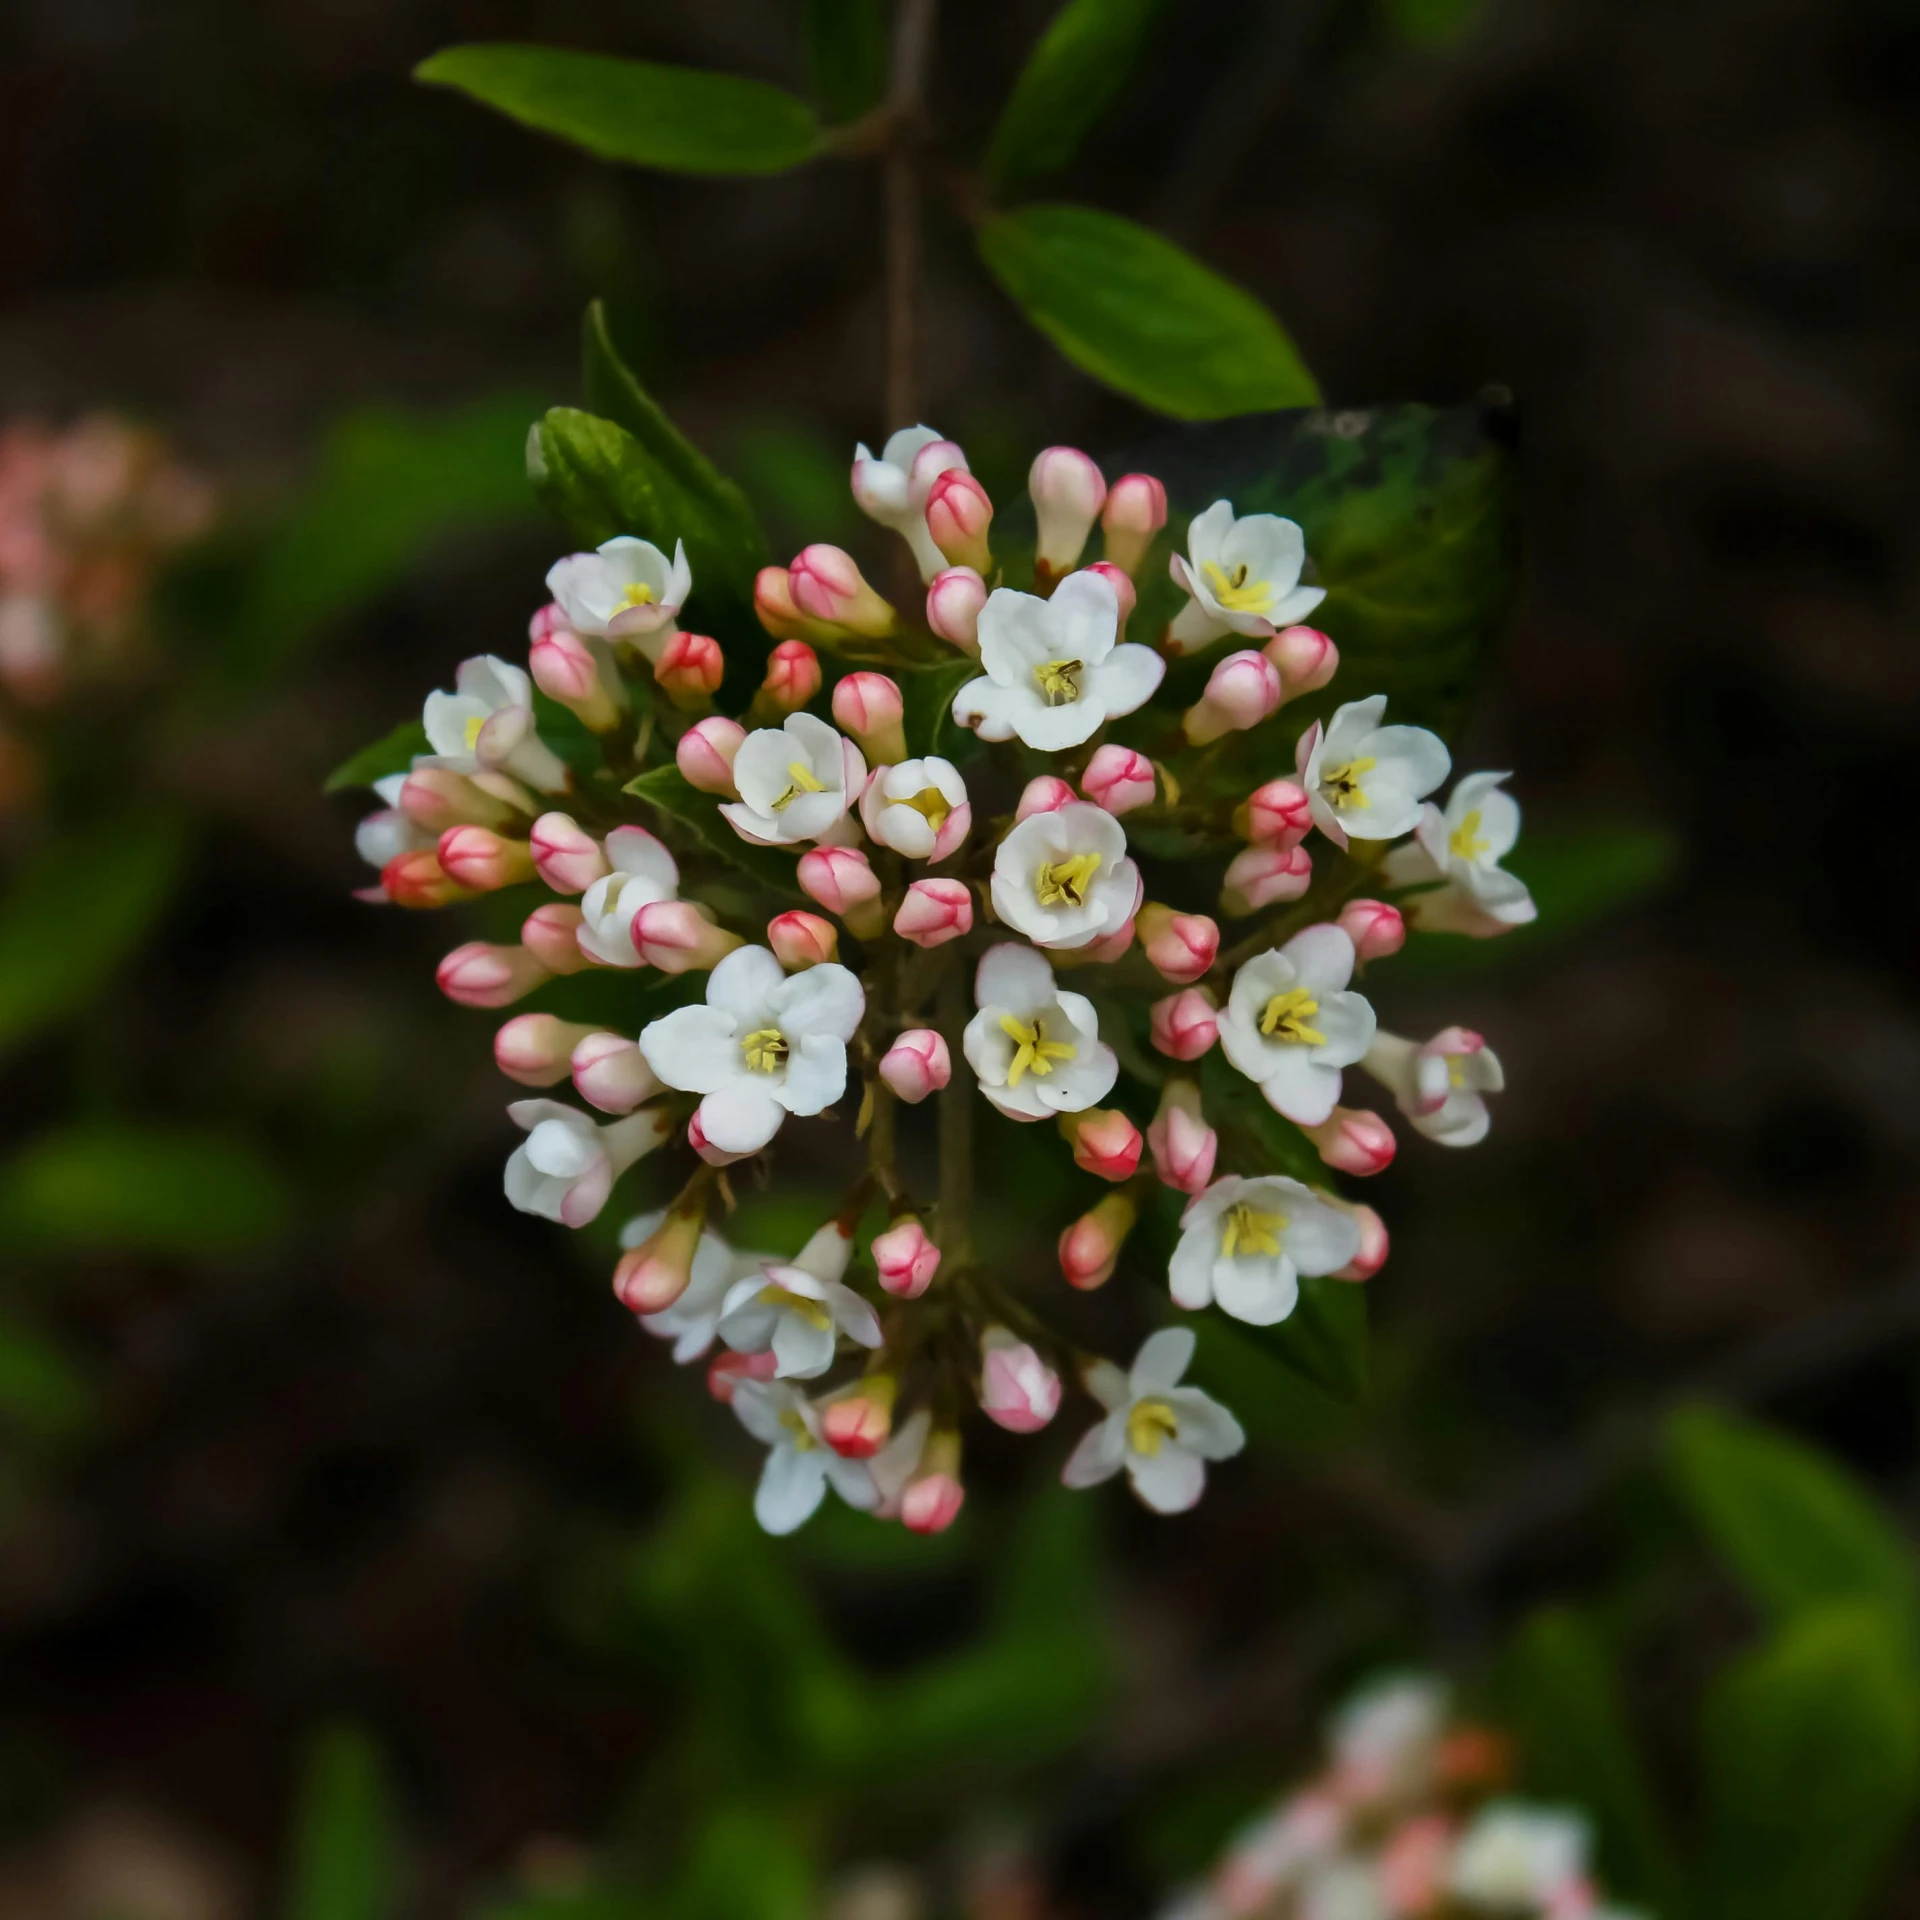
[639, 944, 865, 1156]
[962, 942, 1117, 1121]
[421, 654, 570, 792]
[1447, 1804, 1591, 1913]
[503, 1102, 669, 1229]
[1168, 500, 1326, 651]
[619, 1209, 770, 1362]
[1169, 1174, 1362, 1326]
[577, 825, 680, 967]
[717, 1244, 883, 1379]
[1296, 695, 1450, 847]
[731, 1379, 878, 1534]
[1363, 1028, 1503, 1147]
[546, 535, 690, 653]
[1219, 926, 1377, 1126]
[852, 425, 964, 581]
[1381, 771, 1538, 935]
[990, 801, 1142, 951]
[719, 711, 865, 847]
[1328, 1675, 1449, 1803]
[354, 773, 431, 869]
[952, 570, 1164, 752]
[858, 756, 970, 862]
[1062, 1327, 1245, 1514]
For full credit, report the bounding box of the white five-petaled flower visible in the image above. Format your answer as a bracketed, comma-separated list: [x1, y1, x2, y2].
[1168, 500, 1326, 652]
[1446, 1804, 1592, 1914]
[717, 1259, 883, 1380]
[731, 1378, 878, 1534]
[851, 425, 965, 581]
[1062, 1327, 1245, 1514]
[422, 655, 571, 792]
[1381, 770, 1538, 935]
[859, 756, 970, 862]
[1296, 695, 1451, 848]
[503, 1102, 670, 1229]
[952, 570, 1163, 751]
[545, 535, 691, 655]
[1219, 925, 1377, 1127]
[990, 801, 1142, 951]
[639, 944, 865, 1157]
[1363, 1027, 1503, 1147]
[1169, 1174, 1362, 1326]
[354, 773, 432, 871]
[577, 825, 679, 967]
[962, 941, 1118, 1121]
[619, 1209, 771, 1361]
[719, 711, 865, 847]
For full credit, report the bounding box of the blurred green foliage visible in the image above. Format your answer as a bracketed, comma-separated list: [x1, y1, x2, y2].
[285, 1723, 403, 1920]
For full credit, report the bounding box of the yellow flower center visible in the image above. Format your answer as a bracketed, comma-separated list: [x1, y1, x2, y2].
[1035, 851, 1102, 909]
[1201, 559, 1274, 614]
[463, 714, 486, 752]
[1259, 987, 1326, 1047]
[742, 1027, 789, 1073]
[999, 1013, 1077, 1087]
[778, 1406, 817, 1450]
[1319, 755, 1376, 810]
[1449, 807, 1489, 862]
[770, 759, 828, 813]
[761, 1285, 832, 1331]
[1221, 1201, 1287, 1259]
[1127, 1398, 1180, 1456]
[1034, 658, 1083, 705]
[1448, 1055, 1468, 1088]
[619, 581, 657, 608]
[900, 786, 951, 832]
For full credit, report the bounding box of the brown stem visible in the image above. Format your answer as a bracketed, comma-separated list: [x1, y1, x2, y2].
[883, 0, 939, 427]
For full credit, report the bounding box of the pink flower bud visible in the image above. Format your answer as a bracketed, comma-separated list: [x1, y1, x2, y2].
[675, 716, 745, 796]
[528, 812, 607, 895]
[435, 941, 550, 1009]
[1183, 648, 1282, 745]
[1080, 559, 1138, 636]
[687, 1106, 752, 1167]
[707, 1349, 779, 1402]
[653, 630, 723, 711]
[753, 565, 813, 642]
[1060, 1107, 1143, 1182]
[762, 641, 822, 718]
[925, 469, 993, 573]
[768, 909, 839, 970]
[1077, 916, 1136, 965]
[790, 544, 897, 639]
[1150, 988, 1218, 1061]
[1238, 777, 1313, 848]
[1148, 1080, 1218, 1195]
[521, 902, 593, 974]
[893, 877, 972, 948]
[831, 670, 908, 764]
[925, 566, 987, 653]
[1080, 743, 1155, 815]
[979, 1328, 1061, 1433]
[1138, 902, 1219, 984]
[380, 849, 476, 909]
[631, 901, 745, 974]
[1029, 446, 1107, 579]
[1058, 1191, 1138, 1291]
[873, 1216, 941, 1298]
[1265, 624, 1339, 699]
[797, 843, 881, 915]
[1222, 843, 1312, 916]
[613, 1208, 703, 1314]
[821, 1376, 897, 1458]
[879, 1029, 950, 1103]
[1337, 898, 1406, 965]
[494, 1013, 600, 1087]
[1333, 1202, 1389, 1281]
[1015, 774, 1076, 821]
[529, 625, 619, 731]
[570, 1031, 662, 1113]
[528, 601, 569, 643]
[1100, 472, 1168, 575]
[1304, 1106, 1397, 1177]
[901, 1430, 965, 1535]
[399, 767, 525, 833]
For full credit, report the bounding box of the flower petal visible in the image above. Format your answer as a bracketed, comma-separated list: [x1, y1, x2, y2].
[778, 1035, 847, 1117]
[639, 1005, 741, 1093]
[1062, 1417, 1126, 1489]
[698, 1083, 787, 1154]
[1128, 1443, 1206, 1513]
[1131, 1326, 1196, 1394]
[756, 1443, 828, 1533]
[774, 960, 866, 1043]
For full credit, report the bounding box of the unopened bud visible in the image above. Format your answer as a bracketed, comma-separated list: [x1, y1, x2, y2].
[830, 670, 907, 765]
[380, 849, 476, 909]
[1238, 777, 1313, 848]
[1073, 916, 1136, 965]
[901, 1430, 965, 1535]
[753, 637, 824, 724]
[872, 1216, 941, 1298]
[925, 469, 993, 574]
[753, 565, 815, 642]
[437, 824, 535, 892]
[613, 1207, 704, 1313]
[530, 812, 608, 894]
[570, 1031, 662, 1113]
[1029, 446, 1106, 582]
[1139, 902, 1219, 984]
[1058, 1191, 1138, 1290]
[1304, 1106, 1397, 1177]
[494, 1013, 600, 1086]
[436, 941, 550, 1008]
[1100, 472, 1168, 576]
[1337, 898, 1405, 965]
[894, 877, 973, 948]
[707, 1349, 779, 1402]
[528, 601, 569, 644]
[631, 900, 745, 974]
[797, 843, 880, 916]
[879, 1029, 950, 1104]
[1015, 774, 1076, 821]
[688, 1106, 752, 1167]
[979, 1328, 1061, 1433]
[1150, 987, 1218, 1061]
[790, 544, 897, 639]
[1183, 648, 1282, 745]
[522, 902, 593, 974]
[822, 1375, 897, 1458]
[1148, 1080, 1218, 1195]
[1265, 624, 1339, 699]
[1059, 1107, 1143, 1182]
[1222, 843, 1312, 916]
[768, 909, 838, 970]
[925, 566, 987, 654]
[1332, 1200, 1389, 1281]
[676, 716, 745, 796]
[399, 767, 526, 834]
[653, 630, 723, 711]
[1081, 743, 1155, 815]
[529, 625, 619, 731]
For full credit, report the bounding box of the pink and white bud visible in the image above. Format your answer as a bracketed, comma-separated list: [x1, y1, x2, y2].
[569, 1031, 662, 1114]
[1058, 1191, 1138, 1291]
[494, 1013, 600, 1087]
[1333, 1202, 1389, 1281]
[399, 767, 526, 834]
[979, 1328, 1061, 1433]
[707, 1349, 780, 1403]
[767, 909, 839, 970]
[1138, 902, 1219, 984]
[760, 637, 823, 716]
[1081, 559, 1138, 636]
[529, 625, 619, 731]
[831, 671, 908, 765]
[1183, 648, 1282, 745]
[687, 1106, 753, 1168]
[797, 842, 880, 913]
[435, 941, 550, 1009]
[1077, 916, 1136, 965]
[631, 900, 745, 974]
[1029, 446, 1107, 580]
[1150, 987, 1219, 1061]
[821, 1376, 897, 1458]
[1015, 774, 1076, 821]
[613, 1208, 704, 1314]
[1337, 898, 1406, 965]
[1100, 472, 1168, 576]
[925, 566, 987, 654]
[1081, 743, 1155, 816]
[753, 565, 815, 642]
[1060, 1107, 1143, 1182]
[380, 849, 475, 909]
[521, 902, 593, 974]
[653, 630, 723, 711]
[790, 544, 897, 639]
[528, 601, 569, 644]
[893, 877, 973, 948]
[879, 1029, 950, 1104]
[1238, 777, 1314, 847]
[675, 716, 745, 796]
[528, 812, 608, 894]
[873, 1216, 941, 1299]
[1303, 1106, 1397, 1177]
[436, 825, 534, 892]
[1148, 1080, 1218, 1195]
[1265, 624, 1339, 699]
[901, 1430, 965, 1535]
[1222, 843, 1313, 916]
[924, 469, 993, 574]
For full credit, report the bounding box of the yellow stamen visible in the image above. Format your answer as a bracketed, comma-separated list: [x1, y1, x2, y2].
[1448, 1055, 1468, 1088]
[1319, 755, 1376, 810]
[1449, 807, 1489, 862]
[742, 1027, 789, 1073]
[1034, 658, 1083, 705]
[770, 759, 829, 813]
[463, 714, 486, 752]
[619, 581, 657, 608]
[1201, 559, 1275, 615]
[1035, 851, 1102, 909]
[901, 786, 951, 832]
[778, 1406, 817, 1450]
[1221, 1201, 1287, 1259]
[1259, 987, 1326, 1047]
[1127, 1398, 1180, 1456]
[999, 1013, 1077, 1088]
[761, 1285, 831, 1331]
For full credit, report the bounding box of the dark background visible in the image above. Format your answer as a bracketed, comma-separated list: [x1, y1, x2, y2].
[1, 0, 1917, 1914]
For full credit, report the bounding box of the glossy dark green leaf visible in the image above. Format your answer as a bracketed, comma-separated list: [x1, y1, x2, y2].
[986, 0, 1161, 193]
[416, 45, 822, 176]
[622, 763, 804, 901]
[285, 1722, 402, 1920]
[323, 720, 429, 795]
[804, 0, 888, 123]
[898, 655, 981, 760]
[979, 204, 1320, 418]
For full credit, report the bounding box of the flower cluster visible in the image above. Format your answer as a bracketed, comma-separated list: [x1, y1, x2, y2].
[347, 422, 1538, 1534]
[1162, 1675, 1644, 1920]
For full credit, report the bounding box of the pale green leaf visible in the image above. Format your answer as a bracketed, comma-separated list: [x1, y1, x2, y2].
[986, 0, 1161, 193]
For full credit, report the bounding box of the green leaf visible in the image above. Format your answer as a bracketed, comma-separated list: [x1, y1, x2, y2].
[1181, 1311, 1361, 1452]
[978, 204, 1320, 418]
[804, 0, 888, 123]
[416, 45, 822, 176]
[0, 814, 188, 1059]
[0, 1311, 95, 1443]
[1384, 0, 1491, 48]
[986, 0, 1161, 194]
[1258, 1275, 1369, 1402]
[1698, 1603, 1920, 1920]
[0, 1124, 293, 1261]
[323, 720, 429, 795]
[897, 655, 980, 760]
[672, 1803, 814, 1920]
[285, 1722, 402, 1920]
[621, 764, 804, 901]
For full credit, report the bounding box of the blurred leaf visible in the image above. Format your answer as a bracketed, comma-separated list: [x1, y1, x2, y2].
[623, 764, 805, 901]
[1257, 1275, 1369, 1403]
[1383, 0, 1490, 48]
[986, 0, 1161, 194]
[323, 720, 428, 795]
[0, 814, 187, 1059]
[673, 1803, 814, 1920]
[1184, 1312, 1360, 1452]
[804, 0, 888, 123]
[474, 1890, 648, 1920]
[286, 1722, 401, 1920]
[898, 655, 979, 760]
[0, 1124, 293, 1260]
[0, 1312, 94, 1443]
[1199, 1046, 1325, 1185]
[416, 45, 822, 175]
[978, 205, 1320, 418]
[1698, 1603, 1920, 1920]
